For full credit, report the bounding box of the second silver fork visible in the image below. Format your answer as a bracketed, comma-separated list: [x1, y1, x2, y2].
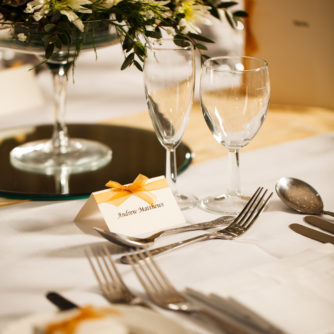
[127, 250, 276, 334]
[120, 187, 272, 264]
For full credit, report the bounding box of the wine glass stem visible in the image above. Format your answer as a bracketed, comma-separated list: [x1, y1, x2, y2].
[166, 147, 177, 194]
[48, 62, 72, 154]
[227, 148, 241, 196]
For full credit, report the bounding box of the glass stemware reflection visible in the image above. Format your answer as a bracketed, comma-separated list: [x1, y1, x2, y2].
[200, 56, 270, 214]
[144, 39, 197, 210]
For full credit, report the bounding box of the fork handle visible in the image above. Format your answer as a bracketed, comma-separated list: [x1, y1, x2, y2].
[120, 233, 215, 264]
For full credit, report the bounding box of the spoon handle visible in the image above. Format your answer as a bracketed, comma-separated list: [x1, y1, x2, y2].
[154, 215, 233, 237]
[323, 210, 334, 217]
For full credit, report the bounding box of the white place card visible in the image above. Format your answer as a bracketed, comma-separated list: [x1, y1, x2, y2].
[75, 174, 185, 237]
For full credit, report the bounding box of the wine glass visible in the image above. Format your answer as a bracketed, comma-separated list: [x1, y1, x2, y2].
[200, 56, 270, 214]
[144, 38, 197, 210]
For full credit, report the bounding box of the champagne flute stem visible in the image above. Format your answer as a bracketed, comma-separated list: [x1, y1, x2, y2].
[226, 148, 241, 196]
[48, 62, 72, 153]
[165, 147, 177, 194]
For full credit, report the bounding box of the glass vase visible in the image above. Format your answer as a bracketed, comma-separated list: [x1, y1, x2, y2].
[0, 21, 118, 174]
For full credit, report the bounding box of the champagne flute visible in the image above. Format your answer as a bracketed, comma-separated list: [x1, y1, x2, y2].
[144, 38, 197, 210]
[200, 56, 270, 214]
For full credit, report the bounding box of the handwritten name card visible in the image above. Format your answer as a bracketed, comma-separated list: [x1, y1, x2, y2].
[75, 174, 185, 237]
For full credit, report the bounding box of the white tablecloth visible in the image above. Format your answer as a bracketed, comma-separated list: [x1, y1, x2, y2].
[1, 46, 334, 334]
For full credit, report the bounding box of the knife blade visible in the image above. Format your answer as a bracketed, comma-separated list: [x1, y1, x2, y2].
[304, 216, 334, 234]
[46, 291, 78, 311]
[289, 224, 334, 244]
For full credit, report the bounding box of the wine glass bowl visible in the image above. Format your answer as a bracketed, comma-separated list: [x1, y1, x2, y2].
[200, 56, 270, 214]
[144, 39, 197, 209]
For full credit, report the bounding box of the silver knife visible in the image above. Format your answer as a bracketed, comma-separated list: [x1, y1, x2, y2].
[304, 216, 334, 234]
[289, 224, 334, 244]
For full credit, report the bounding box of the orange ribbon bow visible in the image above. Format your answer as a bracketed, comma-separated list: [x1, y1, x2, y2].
[94, 174, 168, 207]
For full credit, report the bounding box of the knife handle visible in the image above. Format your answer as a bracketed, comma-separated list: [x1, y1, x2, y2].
[323, 210, 334, 217]
[46, 291, 78, 311]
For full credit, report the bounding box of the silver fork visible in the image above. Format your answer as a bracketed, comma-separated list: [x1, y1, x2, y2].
[120, 187, 272, 264]
[85, 245, 149, 307]
[127, 250, 271, 334]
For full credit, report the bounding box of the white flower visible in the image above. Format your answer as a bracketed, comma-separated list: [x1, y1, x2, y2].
[54, 0, 92, 31]
[176, 0, 212, 34]
[65, 0, 92, 13]
[25, 0, 50, 21]
[93, 0, 121, 9]
[60, 9, 85, 31]
[17, 32, 27, 41]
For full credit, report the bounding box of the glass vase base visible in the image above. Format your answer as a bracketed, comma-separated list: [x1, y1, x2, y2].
[174, 192, 198, 210]
[10, 138, 112, 175]
[199, 193, 250, 215]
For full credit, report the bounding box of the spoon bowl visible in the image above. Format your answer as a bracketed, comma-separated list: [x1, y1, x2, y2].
[94, 227, 154, 248]
[275, 177, 334, 217]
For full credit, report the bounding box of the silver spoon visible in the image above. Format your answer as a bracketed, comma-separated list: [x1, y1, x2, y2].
[93, 215, 233, 248]
[275, 177, 334, 217]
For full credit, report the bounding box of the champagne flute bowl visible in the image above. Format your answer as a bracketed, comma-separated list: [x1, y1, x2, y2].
[199, 56, 270, 215]
[144, 39, 197, 210]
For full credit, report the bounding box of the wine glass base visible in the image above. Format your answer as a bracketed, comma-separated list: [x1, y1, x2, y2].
[174, 192, 198, 210]
[199, 193, 250, 215]
[10, 138, 112, 175]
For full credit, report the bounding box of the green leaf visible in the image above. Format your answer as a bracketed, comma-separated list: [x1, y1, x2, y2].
[173, 35, 190, 47]
[233, 10, 248, 17]
[45, 43, 54, 59]
[59, 32, 71, 46]
[188, 32, 214, 43]
[195, 43, 208, 50]
[121, 52, 134, 70]
[44, 24, 56, 33]
[225, 10, 236, 28]
[134, 60, 143, 71]
[122, 34, 133, 52]
[210, 6, 220, 19]
[134, 42, 146, 57]
[54, 37, 62, 49]
[217, 1, 238, 9]
[51, 11, 61, 23]
[145, 30, 161, 39]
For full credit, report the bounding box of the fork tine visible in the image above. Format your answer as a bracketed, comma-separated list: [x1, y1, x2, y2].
[126, 251, 159, 302]
[243, 191, 273, 231]
[229, 187, 263, 228]
[237, 188, 268, 229]
[144, 250, 179, 296]
[84, 247, 110, 296]
[223, 188, 270, 237]
[100, 245, 130, 294]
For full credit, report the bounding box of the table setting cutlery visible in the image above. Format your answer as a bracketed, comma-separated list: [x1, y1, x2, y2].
[120, 187, 272, 263]
[46, 292, 78, 311]
[275, 177, 334, 216]
[93, 215, 234, 248]
[126, 249, 276, 334]
[289, 224, 334, 244]
[85, 245, 150, 308]
[304, 215, 334, 234]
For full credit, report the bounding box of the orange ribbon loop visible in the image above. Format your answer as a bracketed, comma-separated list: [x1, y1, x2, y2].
[95, 174, 168, 207]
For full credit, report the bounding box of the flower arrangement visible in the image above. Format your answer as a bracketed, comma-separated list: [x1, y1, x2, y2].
[0, 0, 247, 70]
